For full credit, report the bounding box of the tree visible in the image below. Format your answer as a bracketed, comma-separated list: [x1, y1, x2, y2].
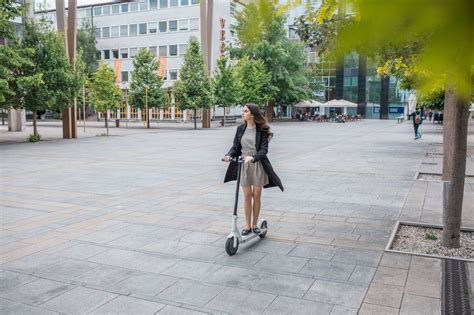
[76, 19, 99, 77]
[9, 19, 79, 138]
[173, 37, 211, 129]
[212, 57, 241, 126]
[237, 57, 275, 107]
[315, 0, 473, 248]
[233, 0, 311, 120]
[88, 63, 123, 136]
[128, 48, 164, 128]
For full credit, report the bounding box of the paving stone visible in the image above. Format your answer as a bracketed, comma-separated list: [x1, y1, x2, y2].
[288, 243, 338, 260]
[332, 248, 382, 267]
[175, 244, 223, 261]
[74, 264, 136, 287]
[399, 294, 440, 315]
[263, 296, 332, 314]
[2, 302, 59, 315]
[405, 256, 441, 298]
[247, 239, 297, 255]
[348, 265, 377, 284]
[146, 227, 192, 241]
[253, 273, 315, 298]
[372, 266, 408, 286]
[215, 250, 267, 267]
[358, 303, 399, 315]
[113, 272, 178, 296]
[115, 223, 160, 236]
[158, 305, 208, 314]
[0, 270, 38, 294]
[255, 254, 308, 273]
[141, 240, 192, 255]
[157, 279, 224, 306]
[106, 235, 156, 248]
[2, 252, 66, 273]
[379, 252, 412, 269]
[86, 248, 145, 267]
[0, 278, 74, 306]
[179, 232, 223, 245]
[304, 280, 367, 308]
[204, 265, 264, 289]
[299, 259, 355, 281]
[330, 305, 358, 315]
[206, 286, 275, 314]
[162, 260, 222, 281]
[89, 295, 165, 314]
[364, 282, 403, 308]
[39, 286, 117, 313]
[122, 253, 181, 274]
[35, 258, 98, 279]
[52, 242, 109, 260]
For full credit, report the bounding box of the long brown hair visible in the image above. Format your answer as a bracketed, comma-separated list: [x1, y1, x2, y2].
[245, 103, 273, 140]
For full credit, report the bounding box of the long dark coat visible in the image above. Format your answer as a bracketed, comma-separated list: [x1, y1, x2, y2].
[224, 124, 284, 192]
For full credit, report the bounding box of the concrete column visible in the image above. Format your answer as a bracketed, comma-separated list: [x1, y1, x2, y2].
[183, 109, 187, 122]
[171, 106, 175, 120]
[127, 105, 131, 120]
[160, 109, 164, 120]
[138, 108, 142, 121]
[8, 108, 26, 131]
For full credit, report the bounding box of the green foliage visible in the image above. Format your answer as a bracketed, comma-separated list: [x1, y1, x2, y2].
[76, 19, 100, 77]
[0, 0, 24, 40]
[128, 48, 164, 109]
[173, 37, 211, 111]
[27, 133, 41, 142]
[425, 231, 438, 241]
[237, 57, 274, 106]
[418, 88, 445, 111]
[233, 0, 312, 105]
[88, 63, 123, 114]
[212, 57, 241, 108]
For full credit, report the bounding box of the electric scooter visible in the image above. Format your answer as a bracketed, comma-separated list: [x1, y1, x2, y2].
[222, 156, 268, 256]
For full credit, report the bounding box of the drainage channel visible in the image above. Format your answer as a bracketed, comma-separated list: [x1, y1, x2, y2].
[442, 259, 472, 314]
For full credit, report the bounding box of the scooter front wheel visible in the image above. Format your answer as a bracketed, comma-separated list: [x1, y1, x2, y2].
[259, 220, 268, 238]
[225, 237, 239, 256]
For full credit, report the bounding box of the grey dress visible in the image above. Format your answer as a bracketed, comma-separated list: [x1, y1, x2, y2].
[240, 127, 269, 187]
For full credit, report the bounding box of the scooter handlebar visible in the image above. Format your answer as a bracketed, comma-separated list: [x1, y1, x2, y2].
[222, 156, 244, 163]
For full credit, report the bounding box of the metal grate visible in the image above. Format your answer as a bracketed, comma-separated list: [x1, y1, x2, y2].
[443, 259, 472, 315]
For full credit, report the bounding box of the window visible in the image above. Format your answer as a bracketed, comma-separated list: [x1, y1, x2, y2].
[169, 20, 177, 32]
[130, 48, 138, 58]
[120, 48, 128, 58]
[103, 50, 110, 59]
[170, 0, 178, 7]
[121, 3, 128, 13]
[130, 2, 138, 12]
[149, 46, 157, 56]
[120, 25, 128, 37]
[139, 23, 147, 35]
[230, 2, 236, 17]
[179, 19, 189, 31]
[159, 21, 167, 32]
[111, 4, 119, 14]
[102, 5, 110, 15]
[77, 8, 86, 18]
[129, 24, 138, 36]
[181, 0, 189, 5]
[102, 27, 110, 38]
[191, 0, 199, 4]
[159, 45, 167, 57]
[86, 8, 92, 17]
[169, 45, 178, 56]
[148, 22, 157, 33]
[111, 26, 119, 38]
[179, 44, 187, 56]
[189, 18, 199, 30]
[160, 0, 168, 8]
[94, 27, 101, 38]
[150, 0, 158, 9]
[112, 49, 119, 59]
[139, 0, 148, 10]
[93, 6, 101, 16]
[169, 69, 178, 80]
[121, 71, 129, 82]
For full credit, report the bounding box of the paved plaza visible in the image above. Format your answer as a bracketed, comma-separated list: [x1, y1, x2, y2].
[1, 119, 473, 314]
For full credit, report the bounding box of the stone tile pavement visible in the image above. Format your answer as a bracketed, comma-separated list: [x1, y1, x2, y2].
[1, 119, 473, 314]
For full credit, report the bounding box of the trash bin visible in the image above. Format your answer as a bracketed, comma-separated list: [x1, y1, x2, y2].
[115, 119, 120, 128]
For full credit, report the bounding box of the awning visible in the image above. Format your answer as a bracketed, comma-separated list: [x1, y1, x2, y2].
[322, 99, 358, 108]
[293, 100, 325, 108]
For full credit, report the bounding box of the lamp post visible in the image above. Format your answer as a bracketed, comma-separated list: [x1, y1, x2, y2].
[144, 84, 149, 128]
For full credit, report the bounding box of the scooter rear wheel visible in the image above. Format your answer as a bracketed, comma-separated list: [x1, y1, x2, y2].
[225, 237, 239, 256]
[259, 220, 268, 238]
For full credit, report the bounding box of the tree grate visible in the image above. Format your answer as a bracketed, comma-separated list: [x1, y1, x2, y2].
[443, 259, 472, 315]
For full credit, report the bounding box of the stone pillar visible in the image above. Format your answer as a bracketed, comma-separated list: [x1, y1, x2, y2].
[8, 108, 26, 131]
[171, 106, 176, 120]
[138, 108, 142, 121]
[127, 105, 131, 120]
[357, 53, 367, 116]
[380, 75, 389, 119]
[335, 56, 344, 100]
[160, 109, 163, 120]
[183, 109, 188, 122]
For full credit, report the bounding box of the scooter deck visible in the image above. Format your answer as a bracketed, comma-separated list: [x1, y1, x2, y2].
[239, 228, 267, 243]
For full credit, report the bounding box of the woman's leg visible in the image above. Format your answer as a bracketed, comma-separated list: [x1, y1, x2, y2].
[242, 186, 253, 229]
[251, 186, 263, 228]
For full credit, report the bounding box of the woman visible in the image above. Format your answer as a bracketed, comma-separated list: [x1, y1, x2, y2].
[223, 103, 284, 235]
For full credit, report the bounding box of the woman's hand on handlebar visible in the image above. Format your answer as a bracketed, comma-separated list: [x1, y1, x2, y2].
[223, 155, 231, 162]
[244, 156, 254, 163]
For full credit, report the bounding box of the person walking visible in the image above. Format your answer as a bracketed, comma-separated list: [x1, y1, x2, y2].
[428, 111, 433, 121]
[223, 103, 284, 235]
[408, 108, 423, 140]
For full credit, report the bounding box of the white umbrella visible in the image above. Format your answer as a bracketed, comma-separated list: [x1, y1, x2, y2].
[322, 99, 358, 108]
[293, 100, 324, 108]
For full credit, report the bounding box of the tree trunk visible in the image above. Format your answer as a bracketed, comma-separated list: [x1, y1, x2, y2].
[193, 109, 197, 129]
[442, 89, 470, 248]
[442, 87, 456, 181]
[105, 112, 109, 136]
[33, 110, 38, 136]
[2, 108, 5, 125]
[223, 106, 226, 127]
[266, 102, 274, 122]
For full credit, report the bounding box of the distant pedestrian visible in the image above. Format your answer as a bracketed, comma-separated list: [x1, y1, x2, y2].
[408, 108, 423, 140]
[428, 111, 433, 121]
